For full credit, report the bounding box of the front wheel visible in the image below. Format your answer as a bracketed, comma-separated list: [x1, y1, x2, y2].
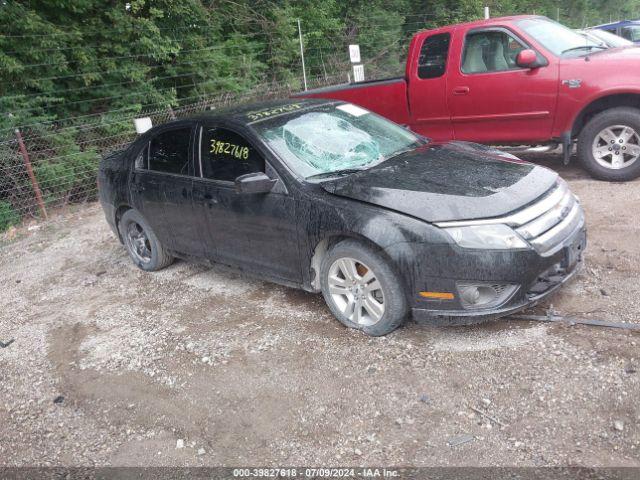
[320, 240, 408, 336]
[577, 107, 640, 181]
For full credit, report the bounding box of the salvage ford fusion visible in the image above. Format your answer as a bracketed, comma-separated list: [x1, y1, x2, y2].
[99, 99, 586, 336]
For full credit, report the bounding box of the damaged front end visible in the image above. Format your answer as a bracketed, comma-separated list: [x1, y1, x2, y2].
[388, 179, 587, 324]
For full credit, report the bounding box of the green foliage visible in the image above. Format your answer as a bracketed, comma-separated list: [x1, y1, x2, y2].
[0, 0, 635, 221]
[2, 0, 632, 131]
[0, 201, 19, 232]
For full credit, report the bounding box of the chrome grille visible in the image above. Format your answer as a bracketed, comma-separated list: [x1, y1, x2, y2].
[514, 182, 584, 256]
[435, 180, 585, 256]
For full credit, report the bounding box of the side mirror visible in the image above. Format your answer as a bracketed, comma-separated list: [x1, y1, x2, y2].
[235, 172, 277, 194]
[516, 49, 541, 68]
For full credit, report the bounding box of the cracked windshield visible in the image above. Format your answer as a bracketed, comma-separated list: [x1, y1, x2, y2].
[253, 103, 425, 179]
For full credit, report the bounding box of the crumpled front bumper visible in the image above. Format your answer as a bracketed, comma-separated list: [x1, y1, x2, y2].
[410, 225, 587, 325]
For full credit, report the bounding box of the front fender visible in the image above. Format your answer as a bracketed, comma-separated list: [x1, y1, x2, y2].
[555, 87, 640, 138]
[298, 193, 450, 291]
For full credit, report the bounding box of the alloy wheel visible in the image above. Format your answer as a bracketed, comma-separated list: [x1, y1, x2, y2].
[592, 124, 640, 170]
[125, 221, 152, 264]
[327, 257, 385, 326]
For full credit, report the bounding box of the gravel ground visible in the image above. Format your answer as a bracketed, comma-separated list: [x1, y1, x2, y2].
[0, 152, 639, 467]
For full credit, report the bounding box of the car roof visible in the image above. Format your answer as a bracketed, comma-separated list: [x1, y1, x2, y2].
[186, 97, 340, 125]
[592, 19, 640, 29]
[413, 14, 542, 36]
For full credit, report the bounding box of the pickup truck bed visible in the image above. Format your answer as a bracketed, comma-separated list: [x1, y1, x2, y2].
[298, 77, 410, 126]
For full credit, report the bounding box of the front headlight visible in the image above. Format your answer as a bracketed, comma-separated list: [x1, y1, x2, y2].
[444, 224, 528, 250]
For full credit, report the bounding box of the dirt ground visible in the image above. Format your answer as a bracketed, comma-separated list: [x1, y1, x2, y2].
[0, 152, 639, 468]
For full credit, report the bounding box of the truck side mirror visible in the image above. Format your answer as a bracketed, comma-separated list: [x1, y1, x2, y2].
[516, 49, 542, 68]
[235, 172, 277, 194]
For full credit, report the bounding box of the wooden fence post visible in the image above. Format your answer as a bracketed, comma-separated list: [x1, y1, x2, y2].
[14, 129, 48, 219]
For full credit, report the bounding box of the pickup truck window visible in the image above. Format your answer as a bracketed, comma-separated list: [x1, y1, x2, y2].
[418, 33, 450, 79]
[148, 127, 191, 175]
[200, 127, 264, 182]
[253, 103, 424, 179]
[462, 30, 526, 74]
[518, 17, 600, 56]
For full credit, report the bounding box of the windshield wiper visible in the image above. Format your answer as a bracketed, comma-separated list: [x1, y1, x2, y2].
[561, 45, 607, 55]
[306, 168, 367, 180]
[384, 146, 417, 161]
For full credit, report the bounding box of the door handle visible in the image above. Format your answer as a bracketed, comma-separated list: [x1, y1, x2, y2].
[199, 193, 218, 205]
[453, 86, 470, 95]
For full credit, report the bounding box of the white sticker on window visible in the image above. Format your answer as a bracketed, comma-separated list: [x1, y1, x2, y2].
[336, 103, 369, 117]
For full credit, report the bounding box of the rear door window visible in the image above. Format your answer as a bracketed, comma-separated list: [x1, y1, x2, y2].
[418, 33, 451, 79]
[148, 127, 192, 175]
[200, 127, 265, 182]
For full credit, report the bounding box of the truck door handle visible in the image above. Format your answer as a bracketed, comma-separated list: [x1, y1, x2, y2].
[453, 86, 470, 95]
[201, 193, 218, 205]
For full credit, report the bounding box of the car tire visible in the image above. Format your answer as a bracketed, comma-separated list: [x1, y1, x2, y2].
[577, 107, 640, 181]
[320, 239, 408, 336]
[118, 209, 174, 271]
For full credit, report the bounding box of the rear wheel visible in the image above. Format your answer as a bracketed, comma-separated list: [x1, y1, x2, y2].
[577, 107, 640, 181]
[119, 209, 174, 271]
[320, 240, 408, 336]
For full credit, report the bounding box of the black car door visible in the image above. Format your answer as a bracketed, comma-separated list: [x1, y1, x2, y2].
[130, 141, 166, 239]
[192, 123, 301, 283]
[130, 123, 201, 257]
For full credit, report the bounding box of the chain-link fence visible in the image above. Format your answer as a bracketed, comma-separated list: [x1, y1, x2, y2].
[0, 74, 347, 231]
[1, 4, 628, 234]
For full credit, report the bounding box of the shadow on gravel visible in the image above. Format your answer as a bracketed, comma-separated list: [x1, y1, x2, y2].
[517, 151, 591, 181]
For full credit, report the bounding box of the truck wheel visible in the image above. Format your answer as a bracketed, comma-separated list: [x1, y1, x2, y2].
[577, 107, 640, 181]
[320, 239, 408, 336]
[119, 209, 174, 271]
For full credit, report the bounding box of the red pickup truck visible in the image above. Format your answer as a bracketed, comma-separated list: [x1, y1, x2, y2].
[298, 15, 640, 181]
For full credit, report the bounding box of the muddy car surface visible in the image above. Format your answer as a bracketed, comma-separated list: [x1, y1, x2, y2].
[99, 99, 586, 336]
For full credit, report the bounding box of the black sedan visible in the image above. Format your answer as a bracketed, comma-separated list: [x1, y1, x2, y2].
[99, 99, 586, 336]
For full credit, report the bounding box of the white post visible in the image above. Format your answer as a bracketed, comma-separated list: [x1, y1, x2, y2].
[556, 7, 560, 21]
[297, 19, 308, 91]
[484, 6, 490, 19]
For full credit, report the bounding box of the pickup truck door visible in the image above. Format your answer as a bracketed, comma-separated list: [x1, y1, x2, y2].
[407, 31, 454, 141]
[447, 26, 559, 143]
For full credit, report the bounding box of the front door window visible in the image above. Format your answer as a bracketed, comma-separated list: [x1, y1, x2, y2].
[200, 127, 265, 181]
[462, 30, 526, 74]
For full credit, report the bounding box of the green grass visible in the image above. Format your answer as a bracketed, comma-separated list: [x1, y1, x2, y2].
[0, 201, 19, 232]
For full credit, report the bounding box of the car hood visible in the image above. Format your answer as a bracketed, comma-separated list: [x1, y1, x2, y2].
[575, 45, 640, 61]
[319, 141, 558, 223]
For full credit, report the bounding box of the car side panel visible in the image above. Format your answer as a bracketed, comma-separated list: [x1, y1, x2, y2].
[446, 24, 560, 143]
[160, 175, 201, 256]
[130, 170, 174, 247]
[191, 120, 303, 283]
[293, 186, 449, 291]
[98, 149, 129, 238]
[405, 29, 455, 140]
[552, 55, 640, 138]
